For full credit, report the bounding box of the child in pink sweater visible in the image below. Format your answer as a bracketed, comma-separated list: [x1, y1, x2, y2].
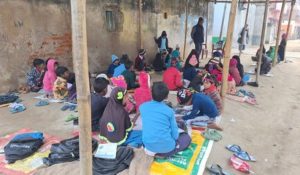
[43, 58, 58, 97]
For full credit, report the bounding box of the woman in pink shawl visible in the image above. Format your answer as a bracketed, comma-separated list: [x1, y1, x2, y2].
[43, 58, 58, 96]
[229, 58, 242, 85]
[132, 71, 152, 124]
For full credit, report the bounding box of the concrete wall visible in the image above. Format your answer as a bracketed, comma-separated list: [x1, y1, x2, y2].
[0, 0, 71, 92]
[0, 0, 209, 93]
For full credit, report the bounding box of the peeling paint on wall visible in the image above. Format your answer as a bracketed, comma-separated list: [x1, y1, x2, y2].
[0, 0, 209, 92]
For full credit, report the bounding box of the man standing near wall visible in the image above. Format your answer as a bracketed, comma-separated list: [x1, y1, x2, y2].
[191, 17, 204, 61]
[238, 24, 249, 53]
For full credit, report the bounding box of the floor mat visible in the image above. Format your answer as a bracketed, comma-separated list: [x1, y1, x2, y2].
[150, 130, 213, 175]
[0, 129, 60, 175]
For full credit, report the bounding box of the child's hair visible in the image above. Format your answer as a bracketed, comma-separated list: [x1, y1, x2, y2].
[125, 60, 133, 70]
[33, 58, 45, 67]
[55, 66, 69, 77]
[94, 78, 109, 93]
[152, 81, 169, 102]
[203, 74, 219, 86]
[120, 54, 129, 64]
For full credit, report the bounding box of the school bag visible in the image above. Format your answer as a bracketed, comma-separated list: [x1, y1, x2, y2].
[93, 146, 134, 175]
[0, 94, 19, 105]
[4, 132, 44, 164]
[43, 136, 98, 166]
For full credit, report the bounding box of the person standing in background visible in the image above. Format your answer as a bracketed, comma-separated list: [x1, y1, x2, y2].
[238, 24, 249, 53]
[191, 17, 204, 59]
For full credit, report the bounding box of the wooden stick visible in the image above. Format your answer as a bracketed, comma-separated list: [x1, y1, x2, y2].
[205, 1, 209, 47]
[273, 0, 286, 66]
[0, 103, 9, 108]
[183, 0, 189, 60]
[284, 0, 295, 62]
[221, 0, 238, 100]
[255, 0, 270, 84]
[239, 0, 250, 57]
[219, 3, 227, 40]
[138, 0, 143, 50]
[70, 0, 92, 174]
[209, 0, 291, 3]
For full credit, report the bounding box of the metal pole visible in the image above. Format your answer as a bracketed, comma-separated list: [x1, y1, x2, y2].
[221, 0, 238, 99]
[183, 0, 189, 60]
[70, 0, 92, 174]
[273, 0, 286, 66]
[219, 3, 227, 40]
[239, 0, 250, 57]
[138, 0, 143, 50]
[284, 0, 295, 62]
[255, 0, 269, 85]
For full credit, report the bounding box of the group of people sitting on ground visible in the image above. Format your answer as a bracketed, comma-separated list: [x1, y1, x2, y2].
[26, 58, 76, 101]
[25, 25, 262, 158]
[90, 73, 223, 157]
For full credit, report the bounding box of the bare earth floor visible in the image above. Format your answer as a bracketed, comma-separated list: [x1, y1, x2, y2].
[1, 45, 300, 175]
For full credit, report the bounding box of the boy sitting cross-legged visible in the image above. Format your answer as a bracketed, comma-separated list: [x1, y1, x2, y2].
[140, 82, 191, 157]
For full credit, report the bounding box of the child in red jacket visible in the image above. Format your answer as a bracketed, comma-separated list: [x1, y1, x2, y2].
[163, 59, 183, 90]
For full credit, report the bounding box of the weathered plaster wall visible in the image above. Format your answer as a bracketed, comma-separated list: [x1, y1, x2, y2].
[0, 0, 209, 92]
[0, 0, 71, 92]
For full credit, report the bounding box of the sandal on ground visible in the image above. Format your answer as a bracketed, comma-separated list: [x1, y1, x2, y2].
[35, 100, 49, 107]
[9, 103, 26, 114]
[65, 114, 79, 122]
[230, 156, 252, 173]
[206, 164, 234, 175]
[226, 144, 242, 154]
[61, 105, 70, 111]
[69, 105, 77, 111]
[234, 151, 256, 162]
[202, 129, 222, 141]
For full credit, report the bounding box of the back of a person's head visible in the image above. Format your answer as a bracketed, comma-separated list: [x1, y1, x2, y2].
[55, 66, 68, 77]
[152, 81, 169, 102]
[198, 17, 204, 23]
[33, 58, 44, 67]
[120, 54, 129, 64]
[94, 78, 109, 93]
[125, 60, 133, 70]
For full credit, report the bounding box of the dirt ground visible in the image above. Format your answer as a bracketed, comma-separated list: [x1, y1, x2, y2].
[0, 41, 300, 175]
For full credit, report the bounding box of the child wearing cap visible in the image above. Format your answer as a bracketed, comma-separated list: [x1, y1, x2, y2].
[107, 55, 120, 77]
[177, 89, 223, 131]
[140, 82, 191, 157]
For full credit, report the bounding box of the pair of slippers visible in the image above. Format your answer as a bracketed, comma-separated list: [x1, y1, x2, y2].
[226, 144, 256, 162]
[202, 129, 222, 141]
[206, 164, 234, 175]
